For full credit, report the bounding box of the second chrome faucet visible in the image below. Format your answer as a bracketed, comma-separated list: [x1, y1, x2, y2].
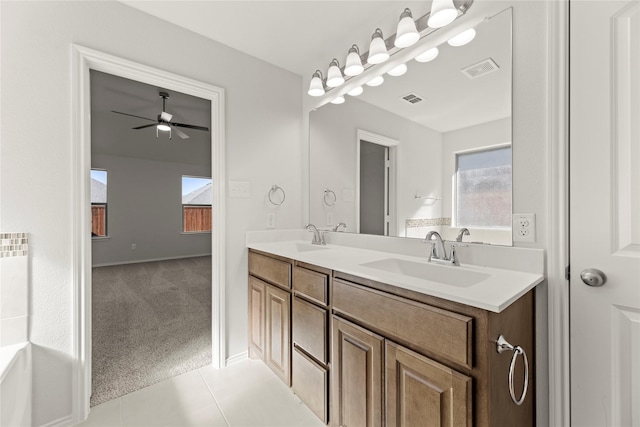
[424, 231, 460, 266]
[305, 224, 326, 245]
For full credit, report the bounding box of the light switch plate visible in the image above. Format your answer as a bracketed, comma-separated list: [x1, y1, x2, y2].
[513, 213, 536, 243]
[229, 181, 250, 198]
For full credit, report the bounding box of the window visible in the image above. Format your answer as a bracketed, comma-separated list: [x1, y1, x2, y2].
[91, 169, 108, 237]
[182, 176, 212, 233]
[454, 145, 512, 228]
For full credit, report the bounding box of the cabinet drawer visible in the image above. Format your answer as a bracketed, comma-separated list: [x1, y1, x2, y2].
[293, 266, 329, 306]
[293, 297, 328, 364]
[333, 279, 474, 369]
[249, 251, 291, 289]
[292, 347, 329, 424]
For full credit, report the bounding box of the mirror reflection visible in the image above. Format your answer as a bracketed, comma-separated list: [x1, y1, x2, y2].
[309, 8, 512, 245]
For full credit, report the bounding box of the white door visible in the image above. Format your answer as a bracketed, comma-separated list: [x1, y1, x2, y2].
[570, 1, 640, 426]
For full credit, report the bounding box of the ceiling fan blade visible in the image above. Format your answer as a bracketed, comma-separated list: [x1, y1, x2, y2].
[171, 122, 209, 132]
[172, 127, 190, 139]
[111, 110, 156, 122]
[132, 123, 157, 130]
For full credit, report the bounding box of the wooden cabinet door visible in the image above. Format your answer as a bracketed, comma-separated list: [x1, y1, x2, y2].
[265, 283, 291, 385]
[248, 277, 266, 360]
[386, 341, 472, 427]
[331, 316, 383, 427]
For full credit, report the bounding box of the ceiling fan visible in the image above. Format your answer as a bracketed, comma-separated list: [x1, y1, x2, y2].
[111, 91, 209, 140]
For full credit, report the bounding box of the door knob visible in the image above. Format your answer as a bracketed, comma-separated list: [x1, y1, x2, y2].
[580, 268, 607, 287]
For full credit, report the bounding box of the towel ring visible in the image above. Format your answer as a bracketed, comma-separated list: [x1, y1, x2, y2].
[323, 189, 337, 206]
[268, 185, 286, 206]
[496, 335, 529, 406]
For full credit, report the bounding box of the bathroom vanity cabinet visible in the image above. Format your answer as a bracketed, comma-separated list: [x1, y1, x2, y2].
[248, 250, 292, 385]
[248, 249, 535, 427]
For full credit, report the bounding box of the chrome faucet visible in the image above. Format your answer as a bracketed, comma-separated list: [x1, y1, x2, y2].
[456, 228, 470, 242]
[424, 231, 460, 266]
[305, 223, 325, 245]
[333, 223, 347, 232]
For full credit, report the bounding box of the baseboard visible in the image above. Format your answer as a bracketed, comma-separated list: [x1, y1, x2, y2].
[92, 253, 211, 268]
[38, 414, 74, 427]
[226, 351, 248, 366]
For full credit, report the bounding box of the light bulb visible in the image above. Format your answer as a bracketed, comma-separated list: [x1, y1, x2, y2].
[344, 45, 364, 76]
[395, 8, 419, 48]
[428, 0, 457, 28]
[448, 28, 476, 46]
[415, 47, 439, 63]
[387, 63, 408, 77]
[367, 29, 389, 64]
[157, 123, 171, 132]
[366, 75, 384, 87]
[330, 96, 345, 104]
[308, 70, 325, 97]
[347, 86, 363, 96]
[326, 59, 345, 87]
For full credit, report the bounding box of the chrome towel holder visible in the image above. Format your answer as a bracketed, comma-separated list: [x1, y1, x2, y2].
[268, 185, 286, 206]
[496, 335, 529, 406]
[323, 188, 337, 206]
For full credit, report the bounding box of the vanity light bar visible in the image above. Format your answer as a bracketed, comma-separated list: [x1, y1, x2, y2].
[307, 0, 474, 97]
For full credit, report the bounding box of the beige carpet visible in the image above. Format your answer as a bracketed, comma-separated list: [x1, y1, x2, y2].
[91, 256, 212, 407]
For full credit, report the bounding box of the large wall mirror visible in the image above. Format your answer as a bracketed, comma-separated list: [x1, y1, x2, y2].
[309, 8, 512, 245]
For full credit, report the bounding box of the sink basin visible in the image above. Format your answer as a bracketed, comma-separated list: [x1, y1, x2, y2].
[280, 242, 329, 252]
[360, 258, 490, 287]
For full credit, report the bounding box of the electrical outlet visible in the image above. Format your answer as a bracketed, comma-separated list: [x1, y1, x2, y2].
[131, 243, 136, 250]
[266, 213, 276, 229]
[513, 213, 536, 243]
[327, 213, 334, 226]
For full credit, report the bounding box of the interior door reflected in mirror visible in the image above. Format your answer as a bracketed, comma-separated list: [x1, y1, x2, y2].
[309, 8, 512, 246]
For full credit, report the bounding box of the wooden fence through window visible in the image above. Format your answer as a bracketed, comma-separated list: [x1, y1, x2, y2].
[183, 206, 212, 232]
[92, 204, 106, 236]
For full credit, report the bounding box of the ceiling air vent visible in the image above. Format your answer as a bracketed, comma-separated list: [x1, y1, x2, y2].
[400, 92, 424, 105]
[461, 58, 500, 79]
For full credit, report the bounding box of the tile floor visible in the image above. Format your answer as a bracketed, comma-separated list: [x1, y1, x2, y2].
[76, 359, 325, 427]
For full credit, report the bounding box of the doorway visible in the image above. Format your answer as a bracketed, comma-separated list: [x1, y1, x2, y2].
[355, 129, 398, 235]
[72, 45, 226, 421]
[89, 70, 215, 405]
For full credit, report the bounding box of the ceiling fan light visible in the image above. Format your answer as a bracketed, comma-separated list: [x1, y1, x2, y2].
[330, 96, 346, 105]
[448, 28, 476, 47]
[347, 86, 364, 96]
[308, 70, 325, 96]
[395, 9, 419, 48]
[428, 0, 457, 28]
[415, 47, 439, 63]
[366, 75, 384, 87]
[387, 63, 408, 77]
[157, 123, 171, 132]
[326, 58, 345, 87]
[367, 29, 389, 65]
[344, 45, 364, 76]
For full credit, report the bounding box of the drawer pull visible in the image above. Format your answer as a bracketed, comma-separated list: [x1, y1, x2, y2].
[496, 335, 529, 406]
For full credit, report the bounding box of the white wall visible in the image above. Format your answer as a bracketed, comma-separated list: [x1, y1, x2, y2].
[309, 98, 442, 235]
[91, 154, 212, 266]
[0, 2, 302, 425]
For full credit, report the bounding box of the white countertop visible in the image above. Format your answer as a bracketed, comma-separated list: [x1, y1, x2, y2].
[247, 237, 544, 313]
